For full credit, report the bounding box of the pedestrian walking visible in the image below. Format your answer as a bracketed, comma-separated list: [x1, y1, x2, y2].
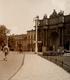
[3, 45, 9, 61]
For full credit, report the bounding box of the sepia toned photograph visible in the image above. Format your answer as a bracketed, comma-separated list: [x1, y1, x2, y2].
[0, 0, 70, 80]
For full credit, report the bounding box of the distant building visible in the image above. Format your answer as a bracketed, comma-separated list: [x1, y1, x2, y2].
[14, 34, 27, 51]
[35, 10, 70, 51]
[8, 34, 27, 51]
[27, 29, 35, 51]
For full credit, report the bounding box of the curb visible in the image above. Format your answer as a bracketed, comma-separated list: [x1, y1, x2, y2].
[8, 53, 25, 80]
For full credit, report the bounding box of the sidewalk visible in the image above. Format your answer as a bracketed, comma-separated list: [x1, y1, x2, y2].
[11, 53, 70, 80]
[0, 51, 24, 80]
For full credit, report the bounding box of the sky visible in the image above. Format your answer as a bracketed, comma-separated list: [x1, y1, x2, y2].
[0, 0, 70, 34]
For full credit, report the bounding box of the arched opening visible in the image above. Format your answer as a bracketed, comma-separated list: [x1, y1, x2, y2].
[64, 40, 70, 50]
[50, 31, 59, 50]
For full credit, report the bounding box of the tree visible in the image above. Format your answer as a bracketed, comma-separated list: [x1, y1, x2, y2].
[0, 25, 10, 49]
[8, 35, 16, 51]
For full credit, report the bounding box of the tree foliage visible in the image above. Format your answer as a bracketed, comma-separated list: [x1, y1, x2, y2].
[8, 35, 16, 51]
[0, 25, 10, 48]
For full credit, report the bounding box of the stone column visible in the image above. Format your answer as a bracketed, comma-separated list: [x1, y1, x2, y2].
[62, 28, 64, 46]
[42, 29, 44, 46]
[46, 29, 48, 50]
[59, 27, 64, 47]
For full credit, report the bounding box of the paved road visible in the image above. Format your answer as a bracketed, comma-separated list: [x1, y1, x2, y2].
[0, 51, 24, 80]
[11, 53, 70, 80]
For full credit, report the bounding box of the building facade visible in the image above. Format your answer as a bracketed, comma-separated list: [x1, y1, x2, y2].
[27, 29, 35, 51]
[35, 10, 70, 51]
[8, 34, 27, 51]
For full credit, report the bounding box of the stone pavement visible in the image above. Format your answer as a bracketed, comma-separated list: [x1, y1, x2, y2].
[0, 51, 24, 80]
[11, 53, 70, 80]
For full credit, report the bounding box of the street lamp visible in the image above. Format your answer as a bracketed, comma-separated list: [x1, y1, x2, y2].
[34, 16, 39, 54]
